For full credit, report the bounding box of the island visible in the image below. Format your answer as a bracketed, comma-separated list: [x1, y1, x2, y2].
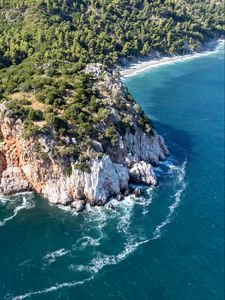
[0, 0, 223, 212]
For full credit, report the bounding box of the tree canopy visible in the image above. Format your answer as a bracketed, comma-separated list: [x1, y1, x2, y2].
[0, 0, 224, 161]
[0, 0, 224, 68]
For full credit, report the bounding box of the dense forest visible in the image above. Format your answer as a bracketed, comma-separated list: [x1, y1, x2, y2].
[0, 0, 224, 68]
[0, 0, 224, 161]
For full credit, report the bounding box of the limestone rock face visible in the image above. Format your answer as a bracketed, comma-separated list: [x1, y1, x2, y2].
[124, 128, 169, 166]
[129, 161, 157, 186]
[0, 70, 169, 209]
[0, 116, 167, 206]
[0, 166, 30, 195]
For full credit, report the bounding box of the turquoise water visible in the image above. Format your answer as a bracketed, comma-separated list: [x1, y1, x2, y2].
[0, 45, 224, 300]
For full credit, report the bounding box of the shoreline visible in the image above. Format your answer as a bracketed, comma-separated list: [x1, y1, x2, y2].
[120, 39, 224, 78]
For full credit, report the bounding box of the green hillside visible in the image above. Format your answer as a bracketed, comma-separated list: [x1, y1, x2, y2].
[0, 0, 223, 156]
[0, 0, 224, 68]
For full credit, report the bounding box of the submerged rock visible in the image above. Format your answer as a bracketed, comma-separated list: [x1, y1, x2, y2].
[71, 200, 86, 212]
[116, 192, 124, 201]
[108, 203, 116, 210]
[123, 188, 130, 197]
[133, 188, 143, 198]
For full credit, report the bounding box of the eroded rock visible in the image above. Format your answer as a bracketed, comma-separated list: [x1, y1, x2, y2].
[0, 70, 169, 210]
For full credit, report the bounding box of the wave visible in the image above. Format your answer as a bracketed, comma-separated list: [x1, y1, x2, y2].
[0, 195, 9, 205]
[152, 159, 187, 240]
[80, 238, 147, 274]
[12, 238, 144, 299]
[75, 235, 101, 249]
[11, 159, 187, 300]
[122, 41, 224, 78]
[42, 235, 103, 268]
[70, 234, 150, 275]
[0, 196, 34, 227]
[11, 277, 94, 300]
[73, 160, 187, 275]
[43, 248, 70, 265]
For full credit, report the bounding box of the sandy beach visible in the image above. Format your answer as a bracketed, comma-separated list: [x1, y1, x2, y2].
[120, 39, 224, 77]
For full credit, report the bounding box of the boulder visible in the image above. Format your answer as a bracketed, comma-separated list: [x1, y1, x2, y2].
[129, 161, 157, 186]
[123, 188, 130, 197]
[134, 188, 143, 197]
[71, 200, 86, 213]
[108, 203, 116, 210]
[116, 192, 124, 201]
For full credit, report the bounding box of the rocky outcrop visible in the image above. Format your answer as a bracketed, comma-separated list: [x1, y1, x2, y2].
[0, 67, 169, 211]
[129, 161, 157, 186]
[0, 116, 168, 210]
[0, 166, 30, 195]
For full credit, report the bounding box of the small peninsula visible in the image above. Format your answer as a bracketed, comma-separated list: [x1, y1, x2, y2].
[0, 0, 224, 212]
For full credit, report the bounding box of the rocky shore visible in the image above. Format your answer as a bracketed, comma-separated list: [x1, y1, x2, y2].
[0, 65, 169, 212]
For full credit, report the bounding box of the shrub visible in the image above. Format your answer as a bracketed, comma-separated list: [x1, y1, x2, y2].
[23, 122, 41, 139]
[44, 112, 68, 133]
[74, 163, 91, 174]
[59, 145, 79, 159]
[64, 165, 72, 176]
[28, 109, 43, 121]
[104, 126, 117, 145]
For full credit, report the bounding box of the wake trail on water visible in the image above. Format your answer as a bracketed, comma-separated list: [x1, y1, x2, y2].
[11, 159, 187, 300]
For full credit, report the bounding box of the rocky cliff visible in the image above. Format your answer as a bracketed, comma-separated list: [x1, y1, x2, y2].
[0, 65, 169, 211]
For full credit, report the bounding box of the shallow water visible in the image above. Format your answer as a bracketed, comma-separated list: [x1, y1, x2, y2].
[0, 44, 224, 300]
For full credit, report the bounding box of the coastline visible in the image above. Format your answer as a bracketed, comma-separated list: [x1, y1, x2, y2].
[120, 39, 224, 78]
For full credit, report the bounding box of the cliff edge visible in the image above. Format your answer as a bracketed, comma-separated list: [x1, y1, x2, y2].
[0, 65, 169, 211]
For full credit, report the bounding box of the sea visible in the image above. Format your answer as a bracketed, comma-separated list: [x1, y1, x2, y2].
[0, 43, 224, 300]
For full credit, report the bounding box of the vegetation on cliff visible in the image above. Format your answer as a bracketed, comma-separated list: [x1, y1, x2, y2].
[0, 0, 224, 164]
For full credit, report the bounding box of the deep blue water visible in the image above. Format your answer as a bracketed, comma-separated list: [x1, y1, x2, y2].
[0, 45, 224, 300]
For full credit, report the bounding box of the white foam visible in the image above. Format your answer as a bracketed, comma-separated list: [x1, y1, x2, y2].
[152, 160, 187, 240]
[13, 236, 146, 299]
[78, 235, 149, 275]
[122, 41, 224, 78]
[0, 196, 34, 227]
[0, 195, 9, 205]
[43, 248, 70, 265]
[75, 235, 101, 250]
[12, 277, 94, 300]
[11, 159, 188, 300]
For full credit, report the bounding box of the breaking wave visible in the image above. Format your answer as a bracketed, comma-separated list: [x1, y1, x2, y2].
[43, 248, 70, 265]
[152, 159, 187, 240]
[0, 194, 34, 227]
[11, 158, 187, 300]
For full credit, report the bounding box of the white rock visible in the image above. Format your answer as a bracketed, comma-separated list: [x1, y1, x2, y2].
[0, 167, 30, 195]
[130, 161, 157, 186]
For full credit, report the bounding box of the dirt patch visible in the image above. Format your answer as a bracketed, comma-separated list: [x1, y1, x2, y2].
[8, 92, 47, 111]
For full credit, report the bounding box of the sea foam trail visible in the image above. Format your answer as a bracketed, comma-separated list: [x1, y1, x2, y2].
[0, 196, 34, 227]
[11, 160, 187, 300]
[11, 277, 94, 300]
[74, 237, 149, 275]
[152, 160, 187, 240]
[73, 160, 187, 275]
[43, 248, 70, 265]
